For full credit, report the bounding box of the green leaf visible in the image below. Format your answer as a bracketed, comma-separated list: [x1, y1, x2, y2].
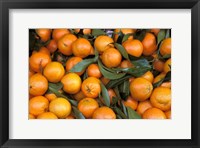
[127, 107, 141, 119]
[98, 59, 126, 80]
[72, 106, 85, 119]
[118, 80, 130, 100]
[100, 82, 110, 107]
[157, 29, 165, 45]
[162, 54, 171, 59]
[111, 96, 120, 106]
[114, 43, 130, 60]
[113, 86, 122, 100]
[112, 106, 127, 119]
[116, 31, 124, 44]
[153, 71, 171, 88]
[134, 29, 146, 41]
[48, 82, 63, 91]
[120, 101, 128, 117]
[165, 29, 171, 38]
[122, 33, 132, 43]
[106, 75, 132, 88]
[92, 29, 106, 36]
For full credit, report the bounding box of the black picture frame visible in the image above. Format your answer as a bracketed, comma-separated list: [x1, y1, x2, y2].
[0, 0, 200, 148]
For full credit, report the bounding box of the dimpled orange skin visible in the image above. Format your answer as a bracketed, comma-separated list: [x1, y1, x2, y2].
[163, 58, 171, 74]
[142, 33, 157, 56]
[81, 77, 101, 98]
[136, 100, 153, 115]
[61, 73, 82, 94]
[94, 35, 114, 54]
[160, 38, 171, 56]
[29, 52, 51, 73]
[87, 64, 102, 78]
[150, 87, 171, 111]
[130, 78, 153, 101]
[142, 107, 167, 119]
[52, 29, 70, 42]
[78, 98, 99, 118]
[72, 38, 92, 58]
[35, 29, 51, 42]
[122, 96, 138, 110]
[49, 98, 72, 119]
[58, 34, 77, 56]
[141, 71, 154, 83]
[122, 39, 143, 57]
[29, 96, 49, 116]
[37, 112, 58, 119]
[43, 62, 65, 83]
[65, 57, 84, 76]
[92, 106, 116, 119]
[29, 73, 48, 96]
[101, 48, 122, 68]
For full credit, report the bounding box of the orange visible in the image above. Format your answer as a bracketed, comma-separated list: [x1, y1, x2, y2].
[87, 64, 102, 78]
[150, 29, 160, 36]
[72, 38, 92, 58]
[165, 110, 171, 119]
[43, 62, 65, 83]
[130, 78, 153, 101]
[94, 35, 114, 54]
[122, 96, 138, 110]
[107, 89, 116, 104]
[49, 98, 71, 118]
[52, 29, 70, 42]
[74, 29, 92, 35]
[78, 98, 99, 118]
[150, 87, 171, 111]
[153, 72, 166, 84]
[29, 73, 48, 96]
[61, 73, 82, 94]
[142, 107, 166, 119]
[29, 52, 51, 73]
[37, 112, 58, 119]
[65, 57, 84, 76]
[114, 29, 136, 42]
[46, 39, 57, 53]
[29, 96, 49, 116]
[29, 68, 35, 78]
[141, 71, 154, 83]
[153, 59, 164, 72]
[101, 48, 122, 68]
[92, 106, 116, 119]
[136, 100, 153, 115]
[73, 90, 86, 101]
[35, 29, 51, 42]
[81, 77, 101, 98]
[163, 58, 171, 73]
[29, 114, 35, 119]
[122, 39, 143, 57]
[45, 93, 57, 102]
[66, 114, 76, 119]
[101, 77, 110, 85]
[58, 34, 77, 56]
[160, 82, 171, 89]
[129, 77, 135, 83]
[160, 38, 171, 56]
[120, 60, 133, 68]
[38, 47, 50, 55]
[142, 33, 157, 56]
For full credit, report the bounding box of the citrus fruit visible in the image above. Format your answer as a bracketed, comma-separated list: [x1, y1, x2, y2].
[114, 29, 136, 42]
[160, 38, 171, 56]
[65, 57, 84, 76]
[52, 29, 70, 42]
[165, 110, 171, 119]
[87, 64, 102, 78]
[94, 35, 114, 53]
[37, 112, 58, 119]
[142, 33, 157, 56]
[122, 96, 138, 110]
[92, 106, 116, 119]
[163, 58, 171, 73]
[35, 29, 51, 42]
[120, 60, 133, 68]
[136, 100, 152, 115]
[45, 93, 57, 102]
[141, 71, 154, 83]
[46, 39, 57, 53]
[142, 107, 166, 119]
[153, 59, 164, 72]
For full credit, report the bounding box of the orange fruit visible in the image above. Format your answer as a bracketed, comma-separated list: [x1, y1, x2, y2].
[66, 114, 76, 119]
[165, 110, 171, 119]
[141, 71, 154, 83]
[78, 98, 99, 118]
[37, 112, 58, 119]
[142, 107, 166, 119]
[142, 33, 157, 56]
[29, 114, 35, 119]
[65, 57, 84, 76]
[35, 29, 51, 42]
[29, 96, 49, 116]
[153, 73, 166, 84]
[129, 77, 135, 83]
[153, 59, 164, 72]
[114, 29, 136, 42]
[73, 90, 86, 101]
[150, 87, 171, 111]
[29, 73, 48, 96]
[120, 60, 133, 68]
[107, 89, 116, 104]
[43, 62, 65, 83]
[81, 77, 101, 98]
[49, 98, 71, 118]
[122, 39, 143, 57]
[136, 100, 152, 115]
[29, 68, 35, 78]
[101, 77, 110, 85]
[61, 73, 82, 94]
[150, 29, 160, 36]
[101, 47, 122, 68]
[130, 78, 153, 101]
[45, 93, 57, 102]
[160, 38, 171, 56]
[29, 52, 51, 73]
[92, 106, 116, 119]
[160, 82, 171, 89]
[38, 47, 50, 56]
[122, 96, 138, 110]
[58, 34, 77, 56]
[94, 35, 114, 54]
[46, 39, 57, 53]
[87, 64, 102, 78]
[52, 29, 70, 42]
[163, 58, 171, 73]
[74, 29, 92, 35]
[72, 38, 92, 58]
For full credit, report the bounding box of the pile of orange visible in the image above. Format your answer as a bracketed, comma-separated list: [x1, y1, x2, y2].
[29, 28, 171, 119]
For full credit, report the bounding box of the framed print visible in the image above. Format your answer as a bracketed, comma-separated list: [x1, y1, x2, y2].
[0, 0, 200, 148]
